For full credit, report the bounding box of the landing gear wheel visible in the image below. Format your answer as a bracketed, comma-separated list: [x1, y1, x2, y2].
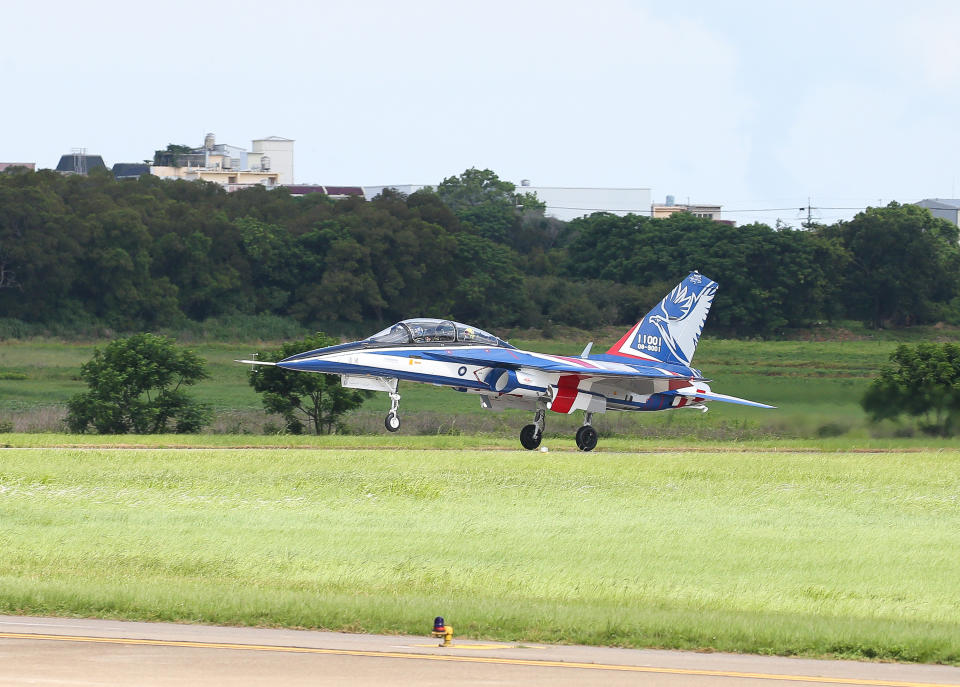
[384, 391, 402, 432]
[520, 424, 542, 450]
[575, 425, 598, 452]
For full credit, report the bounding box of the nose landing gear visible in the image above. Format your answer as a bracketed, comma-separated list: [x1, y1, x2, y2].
[384, 392, 402, 432]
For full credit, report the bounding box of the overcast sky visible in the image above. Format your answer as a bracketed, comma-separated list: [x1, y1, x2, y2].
[5, 0, 960, 226]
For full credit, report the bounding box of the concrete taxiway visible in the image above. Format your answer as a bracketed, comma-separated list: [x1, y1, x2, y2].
[1, 615, 959, 686]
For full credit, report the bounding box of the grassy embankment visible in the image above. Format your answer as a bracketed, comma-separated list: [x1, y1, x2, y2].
[0, 440, 958, 663]
[0, 335, 925, 438]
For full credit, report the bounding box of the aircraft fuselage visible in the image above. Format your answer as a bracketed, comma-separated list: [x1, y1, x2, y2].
[276, 342, 706, 415]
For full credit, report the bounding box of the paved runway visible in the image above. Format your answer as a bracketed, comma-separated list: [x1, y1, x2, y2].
[1, 615, 959, 686]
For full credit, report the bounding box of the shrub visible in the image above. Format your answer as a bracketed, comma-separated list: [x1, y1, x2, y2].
[66, 333, 211, 434]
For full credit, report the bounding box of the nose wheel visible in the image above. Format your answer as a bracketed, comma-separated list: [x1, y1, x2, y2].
[384, 392, 401, 432]
[519, 404, 546, 450]
[575, 413, 598, 451]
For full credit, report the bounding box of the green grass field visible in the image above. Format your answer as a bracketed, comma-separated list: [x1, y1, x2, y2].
[1, 438, 958, 663]
[0, 336, 922, 438]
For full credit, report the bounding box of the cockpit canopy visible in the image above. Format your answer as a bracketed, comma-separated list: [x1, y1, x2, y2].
[367, 319, 508, 347]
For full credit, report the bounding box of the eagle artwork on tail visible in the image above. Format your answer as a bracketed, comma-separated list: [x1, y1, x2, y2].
[644, 274, 719, 368]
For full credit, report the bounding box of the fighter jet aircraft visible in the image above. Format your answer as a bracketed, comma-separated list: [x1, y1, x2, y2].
[238, 271, 773, 451]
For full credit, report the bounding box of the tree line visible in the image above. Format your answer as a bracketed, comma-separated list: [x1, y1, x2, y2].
[1, 166, 959, 337]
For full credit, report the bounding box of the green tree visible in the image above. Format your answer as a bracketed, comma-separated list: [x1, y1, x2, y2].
[248, 332, 370, 434]
[450, 233, 528, 326]
[436, 168, 545, 246]
[153, 143, 196, 166]
[235, 215, 301, 314]
[74, 207, 181, 327]
[153, 228, 242, 320]
[861, 342, 960, 436]
[436, 168, 522, 211]
[823, 203, 960, 328]
[66, 333, 211, 433]
[0, 176, 78, 321]
[562, 212, 839, 336]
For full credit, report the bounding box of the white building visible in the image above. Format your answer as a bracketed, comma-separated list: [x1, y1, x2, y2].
[251, 136, 295, 186]
[360, 182, 653, 221]
[915, 199, 960, 226]
[514, 183, 652, 221]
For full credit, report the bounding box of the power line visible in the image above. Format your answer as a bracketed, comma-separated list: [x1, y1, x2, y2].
[543, 204, 871, 215]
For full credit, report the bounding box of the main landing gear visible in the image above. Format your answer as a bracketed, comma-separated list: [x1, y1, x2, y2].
[384, 392, 401, 432]
[519, 407, 600, 452]
[575, 413, 598, 452]
[519, 403, 546, 450]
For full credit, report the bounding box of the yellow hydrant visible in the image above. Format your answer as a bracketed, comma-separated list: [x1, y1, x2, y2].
[431, 616, 453, 647]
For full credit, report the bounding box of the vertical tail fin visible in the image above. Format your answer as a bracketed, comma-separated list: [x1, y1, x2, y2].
[606, 271, 718, 367]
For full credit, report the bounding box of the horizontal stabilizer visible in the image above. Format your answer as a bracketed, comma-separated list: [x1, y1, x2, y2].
[675, 387, 775, 409]
[234, 359, 277, 366]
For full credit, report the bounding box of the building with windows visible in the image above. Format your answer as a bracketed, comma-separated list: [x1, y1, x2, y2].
[118, 133, 293, 190]
[149, 163, 280, 191]
[651, 196, 726, 222]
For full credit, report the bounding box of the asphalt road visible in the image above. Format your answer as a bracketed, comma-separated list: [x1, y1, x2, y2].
[1, 615, 959, 686]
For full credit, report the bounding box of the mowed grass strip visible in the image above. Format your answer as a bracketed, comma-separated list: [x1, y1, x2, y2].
[0, 446, 958, 663]
[3, 432, 960, 452]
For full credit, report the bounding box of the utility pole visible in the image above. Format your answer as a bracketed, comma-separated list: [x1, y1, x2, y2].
[799, 197, 814, 228]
